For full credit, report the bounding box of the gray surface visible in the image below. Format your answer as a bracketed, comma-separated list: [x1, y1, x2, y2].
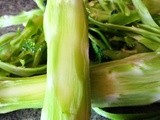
[0, 0, 107, 119]
[0, 109, 107, 120]
[0, 0, 37, 35]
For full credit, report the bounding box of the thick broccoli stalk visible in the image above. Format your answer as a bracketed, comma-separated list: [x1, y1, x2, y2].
[41, 0, 90, 120]
[1, 52, 160, 113]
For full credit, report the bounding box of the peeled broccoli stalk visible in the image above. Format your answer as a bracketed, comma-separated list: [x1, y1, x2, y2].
[41, 0, 90, 120]
[91, 52, 160, 107]
[0, 75, 46, 113]
[1, 52, 160, 114]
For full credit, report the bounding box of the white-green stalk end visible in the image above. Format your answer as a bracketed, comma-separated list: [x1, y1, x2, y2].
[91, 52, 160, 107]
[41, 0, 90, 120]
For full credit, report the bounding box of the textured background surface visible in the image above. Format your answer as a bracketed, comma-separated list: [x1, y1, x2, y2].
[0, 0, 107, 119]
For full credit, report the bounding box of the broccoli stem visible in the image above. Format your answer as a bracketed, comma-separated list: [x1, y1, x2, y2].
[0, 60, 46, 76]
[1, 52, 160, 113]
[41, 0, 90, 120]
[0, 75, 46, 113]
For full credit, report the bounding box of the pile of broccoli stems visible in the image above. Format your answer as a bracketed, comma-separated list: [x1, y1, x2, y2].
[1, 0, 160, 119]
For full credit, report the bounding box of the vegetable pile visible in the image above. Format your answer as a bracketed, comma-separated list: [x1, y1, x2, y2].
[1, 0, 160, 119]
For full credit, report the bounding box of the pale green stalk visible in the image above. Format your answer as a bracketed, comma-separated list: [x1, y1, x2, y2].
[0, 32, 17, 45]
[91, 52, 160, 107]
[132, 0, 159, 28]
[0, 9, 43, 28]
[0, 60, 46, 76]
[0, 75, 46, 113]
[41, 0, 90, 120]
[1, 73, 160, 120]
[2, 52, 160, 113]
